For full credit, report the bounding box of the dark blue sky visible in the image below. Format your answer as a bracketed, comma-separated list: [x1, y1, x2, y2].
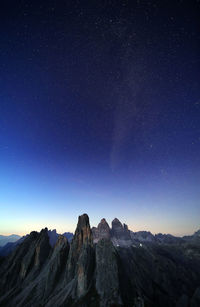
[0, 0, 200, 235]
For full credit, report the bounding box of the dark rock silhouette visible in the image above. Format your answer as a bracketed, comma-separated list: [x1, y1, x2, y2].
[48, 229, 58, 247]
[0, 230, 73, 257]
[0, 214, 200, 307]
[95, 238, 122, 306]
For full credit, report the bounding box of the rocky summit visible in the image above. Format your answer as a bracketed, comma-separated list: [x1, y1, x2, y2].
[0, 214, 200, 307]
[92, 217, 132, 247]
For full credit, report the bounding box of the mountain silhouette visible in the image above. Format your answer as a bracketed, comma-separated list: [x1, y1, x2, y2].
[0, 214, 200, 306]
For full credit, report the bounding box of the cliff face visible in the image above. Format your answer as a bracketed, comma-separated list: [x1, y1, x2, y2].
[92, 218, 111, 243]
[92, 217, 132, 247]
[95, 238, 122, 307]
[0, 214, 200, 307]
[0, 228, 52, 294]
[66, 213, 94, 298]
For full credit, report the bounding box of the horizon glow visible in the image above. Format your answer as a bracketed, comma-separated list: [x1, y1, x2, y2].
[0, 1, 200, 237]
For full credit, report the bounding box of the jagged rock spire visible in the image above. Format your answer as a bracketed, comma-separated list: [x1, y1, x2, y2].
[111, 218, 131, 241]
[66, 213, 94, 298]
[92, 218, 111, 243]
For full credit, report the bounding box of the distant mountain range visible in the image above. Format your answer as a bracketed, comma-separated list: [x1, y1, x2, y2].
[92, 217, 200, 247]
[0, 215, 200, 306]
[0, 234, 21, 247]
[1, 222, 199, 250]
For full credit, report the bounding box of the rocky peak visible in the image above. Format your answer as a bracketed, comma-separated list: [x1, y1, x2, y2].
[112, 218, 123, 230]
[99, 218, 107, 224]
[92, 217, 132, 246]
[111, 218, 131, 244]
[66, 213, 94, 298]
[98, 218, 110, 236]
[92, 218, 111, 243]
[74, 213, 93, 247]
[1, 213, 200, 307]
[34, 228, 51, 267]
[0, 228, 52, 289]
[98, 218, 109, 226]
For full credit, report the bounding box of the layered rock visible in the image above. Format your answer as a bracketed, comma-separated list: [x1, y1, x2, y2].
[66, 213, 94, 297]
[11, 235, 69, 307]
[0, 228, 52, 300]
[111, 218, 131, 240]
[42, 235, 69, 298]
[92, 218, 132, 247]
[96, 238, 122, 306]
[111, 218, 132, 247]
[111, 218, 124, 237]
[0, 230, 73, 258]
[1, 214, 200, 307]
[45, 214, 95, 306]
[92, 218, 111, 243]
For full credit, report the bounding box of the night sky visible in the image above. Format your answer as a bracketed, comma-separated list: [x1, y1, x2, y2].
[0, 0, 200, 236]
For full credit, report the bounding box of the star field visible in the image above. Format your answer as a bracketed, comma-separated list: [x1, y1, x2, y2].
[0, 0, 200, 235]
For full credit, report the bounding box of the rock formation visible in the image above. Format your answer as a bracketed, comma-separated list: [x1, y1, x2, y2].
[95, 238, 122, 306]
[111, 218, 132, 246]
[0, 214, 200, 307]
[92, 218, 111, 243]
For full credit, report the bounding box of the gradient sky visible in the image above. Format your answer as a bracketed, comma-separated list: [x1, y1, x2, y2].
[0, 0, 200, 236]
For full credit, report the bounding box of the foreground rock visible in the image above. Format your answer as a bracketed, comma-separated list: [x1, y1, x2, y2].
[96, 238, 122, 306]
[0, 214, 200, 307]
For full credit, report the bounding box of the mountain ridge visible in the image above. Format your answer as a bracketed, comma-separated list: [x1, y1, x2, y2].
[0, 234, 21, 247]
[0, 214, 200, 306]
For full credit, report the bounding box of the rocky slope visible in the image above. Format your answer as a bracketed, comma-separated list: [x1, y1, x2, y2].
[0, 230, 73, 257]
[0, 214, 200, 307]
